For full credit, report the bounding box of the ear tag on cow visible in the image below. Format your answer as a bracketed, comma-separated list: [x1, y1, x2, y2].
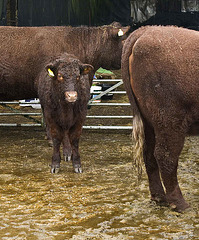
[48, 68, 55, 78]
[118, 29, 124, 37]
[83, 67, 90, 74]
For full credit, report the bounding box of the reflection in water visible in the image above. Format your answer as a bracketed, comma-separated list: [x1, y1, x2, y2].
[0, 128, 198, 239]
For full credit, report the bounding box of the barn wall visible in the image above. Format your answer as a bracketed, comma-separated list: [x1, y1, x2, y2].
[0, 0, 7, 25]
[18, 0, 71, 26]
[17, 0, 131, 27]
[131, 0, 199, 24]
[1, 1, 199, 27]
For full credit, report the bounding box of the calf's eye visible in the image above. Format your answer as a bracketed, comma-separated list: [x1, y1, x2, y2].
[57, 73, 64, 81]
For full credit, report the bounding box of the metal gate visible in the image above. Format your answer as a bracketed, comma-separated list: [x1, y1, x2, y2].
[0, 79, 133, 130]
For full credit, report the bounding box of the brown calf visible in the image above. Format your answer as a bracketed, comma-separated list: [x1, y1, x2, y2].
[36, 53, 93, 173]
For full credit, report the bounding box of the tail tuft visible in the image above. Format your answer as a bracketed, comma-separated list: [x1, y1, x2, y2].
[132, 114, 145, 179]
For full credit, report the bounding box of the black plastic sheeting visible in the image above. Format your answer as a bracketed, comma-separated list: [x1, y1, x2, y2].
[131, 0, 199, 30]
[95, 0, 132, 26]
[1, 0, 199, 28]
[0, 0, 7, 25]
[132, 11, 199, 31]
[17, 0, 132, 27]
[18, 0, 71, 27]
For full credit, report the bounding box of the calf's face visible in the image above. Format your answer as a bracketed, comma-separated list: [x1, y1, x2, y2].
[46, 58, 93, 103]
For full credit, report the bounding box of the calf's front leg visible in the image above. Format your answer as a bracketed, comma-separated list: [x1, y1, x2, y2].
[69, 123, 83, 173]
[62, 132, 72, 162]
[50, 126, 63, 173]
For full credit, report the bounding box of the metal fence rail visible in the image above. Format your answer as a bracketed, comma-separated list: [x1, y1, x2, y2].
[0, 79, 133, 130]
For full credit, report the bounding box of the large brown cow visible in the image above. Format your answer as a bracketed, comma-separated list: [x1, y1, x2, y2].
[122, 26, 199, 212]
[0, 24, 129, 101]
[36, 53, 93, 174]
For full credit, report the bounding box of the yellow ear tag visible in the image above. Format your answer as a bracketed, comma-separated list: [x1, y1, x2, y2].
[83, 67, 90, 74]
[118, 29, 124, 37]
[48, 68, 55, 77]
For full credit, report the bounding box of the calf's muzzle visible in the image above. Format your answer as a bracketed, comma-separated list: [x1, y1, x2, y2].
[65, 91, 78, 102]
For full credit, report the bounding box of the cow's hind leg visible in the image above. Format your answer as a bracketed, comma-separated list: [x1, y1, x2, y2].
[46, 124, 53, 147]
[154, 129, 189, 212]
[144, 123, 167, 205]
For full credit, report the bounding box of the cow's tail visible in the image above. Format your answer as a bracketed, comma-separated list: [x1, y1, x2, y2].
[132, 112, 144, 178]
[121, 27, 148, 178]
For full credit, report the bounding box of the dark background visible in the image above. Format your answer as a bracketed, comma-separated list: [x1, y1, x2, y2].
[0, 0, 199, 29]
[0, 0, 132, 26]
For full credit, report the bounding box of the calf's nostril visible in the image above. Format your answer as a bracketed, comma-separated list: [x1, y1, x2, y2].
[65, 91, 78, 102]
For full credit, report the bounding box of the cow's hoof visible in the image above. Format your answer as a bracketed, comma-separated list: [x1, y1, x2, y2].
[64, 154, 71, 162]
[74, 166, 82, 173]
[170, 202, 190, 213]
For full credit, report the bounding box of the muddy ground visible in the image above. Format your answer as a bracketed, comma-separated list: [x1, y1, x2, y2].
[0, 75, 198, 239]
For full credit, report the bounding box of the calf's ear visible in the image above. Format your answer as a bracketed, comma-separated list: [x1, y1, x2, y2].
[46, 64, 57, 78]
[80, 64, 94, 75]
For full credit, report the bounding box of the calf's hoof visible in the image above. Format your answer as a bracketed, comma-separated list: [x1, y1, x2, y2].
[64, 154, 71, 162]
[48, 140, 53, 147]
[50, 163, 60, 174]
[73, 164, 82, 173]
